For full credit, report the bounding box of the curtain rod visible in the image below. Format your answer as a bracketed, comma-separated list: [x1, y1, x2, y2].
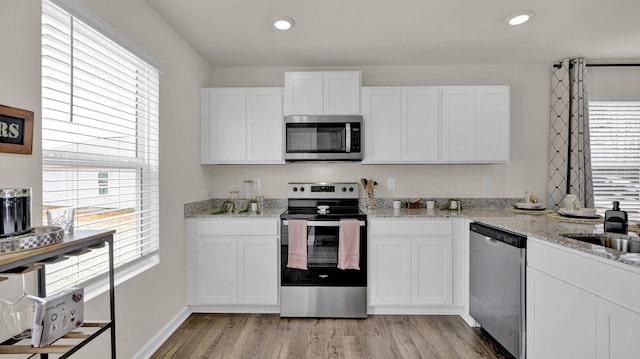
[586, 63, 640, 67]
[553, 62, 640, 69]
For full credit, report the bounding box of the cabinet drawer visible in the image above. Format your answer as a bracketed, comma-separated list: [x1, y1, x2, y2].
[196, 219, 278, 236]
[369, 219, 452, 236]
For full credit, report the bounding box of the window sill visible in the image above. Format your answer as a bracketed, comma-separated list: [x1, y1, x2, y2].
[83, 254, 159, 302]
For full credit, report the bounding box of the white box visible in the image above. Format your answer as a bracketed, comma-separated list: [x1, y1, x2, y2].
[32, 287, 84, 347]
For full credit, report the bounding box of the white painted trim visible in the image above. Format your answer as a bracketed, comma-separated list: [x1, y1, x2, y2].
[133, 306, 191, 359]
[189, 304, 280, 314]
[48, 0, 164, 71]
[367, 305, 462, 315]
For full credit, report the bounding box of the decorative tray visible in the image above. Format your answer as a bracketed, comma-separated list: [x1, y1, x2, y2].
[0, 226, 64, 254]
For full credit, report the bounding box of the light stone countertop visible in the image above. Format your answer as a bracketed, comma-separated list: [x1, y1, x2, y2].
[366, 207, 640, 269]
[186, 207, 286, 219]
[185, 201, 640, 269]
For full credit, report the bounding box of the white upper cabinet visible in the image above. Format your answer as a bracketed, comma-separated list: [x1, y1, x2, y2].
[201, 87, 283, 164]
[362, 87, 439, 163]
[284, 71, 361, 115]
[363, 85, 508, 163]
[403, 87, 439, 162]
[362, 87, 402, 162]
[441, 86, 510, 163]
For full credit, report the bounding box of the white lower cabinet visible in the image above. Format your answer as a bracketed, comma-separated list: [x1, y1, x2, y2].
[187, 218, 279, 311]
[527, 267, 597, 359]
[195, 236, 238, 304]
[368, 218, 453, 310]
[527, 237, 640, 359]
[596, 297, 640, 359]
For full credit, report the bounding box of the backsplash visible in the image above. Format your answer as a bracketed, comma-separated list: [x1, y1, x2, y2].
[184, 197, 522, 216]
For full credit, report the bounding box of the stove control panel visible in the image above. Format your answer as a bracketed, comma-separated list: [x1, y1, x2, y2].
[287, 182, 359, 199]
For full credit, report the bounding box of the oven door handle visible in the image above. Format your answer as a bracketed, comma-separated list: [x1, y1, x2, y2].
[282, 220, 366, 227]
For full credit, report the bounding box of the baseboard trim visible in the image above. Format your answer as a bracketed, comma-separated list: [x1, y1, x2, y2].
[133, 306, 191, 359]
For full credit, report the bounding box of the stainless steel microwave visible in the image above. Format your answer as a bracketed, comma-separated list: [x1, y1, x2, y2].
[284, 115, 363, 161]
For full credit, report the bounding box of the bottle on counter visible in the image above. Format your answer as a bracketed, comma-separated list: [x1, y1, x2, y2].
[604, 201, 628, 233]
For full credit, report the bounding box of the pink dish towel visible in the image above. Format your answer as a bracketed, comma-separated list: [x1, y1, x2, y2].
[338, 219, 360, 270]
[287, 219, 308, 270]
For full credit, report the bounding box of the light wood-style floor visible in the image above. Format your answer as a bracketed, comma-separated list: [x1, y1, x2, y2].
[151, 314, 514, 359]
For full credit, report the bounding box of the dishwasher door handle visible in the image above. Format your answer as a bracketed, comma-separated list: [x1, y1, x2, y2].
[483, 237, 500, 246]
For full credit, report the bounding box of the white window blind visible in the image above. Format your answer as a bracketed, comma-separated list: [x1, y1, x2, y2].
[41, 0, 160, 294]
[589, 100, 640, 220]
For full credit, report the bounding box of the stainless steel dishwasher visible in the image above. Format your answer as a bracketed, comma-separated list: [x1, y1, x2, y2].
[469, 222, 526, 359]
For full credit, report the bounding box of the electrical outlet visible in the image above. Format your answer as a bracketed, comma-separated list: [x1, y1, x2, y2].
[253, 178, 261, 190]
[483, 177, 492, 189]
[387, 178, 396, 190]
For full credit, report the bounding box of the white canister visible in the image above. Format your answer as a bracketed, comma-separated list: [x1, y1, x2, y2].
[393, 200, 402, 209]
[564, 194, 577, 210]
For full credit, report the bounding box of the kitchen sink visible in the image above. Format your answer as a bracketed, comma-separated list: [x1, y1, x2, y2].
[560, 233, 640, 253]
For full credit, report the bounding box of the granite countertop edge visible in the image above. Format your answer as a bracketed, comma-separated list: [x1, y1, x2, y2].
[185, 203, 640, 269]
[367, 207, 640, 269]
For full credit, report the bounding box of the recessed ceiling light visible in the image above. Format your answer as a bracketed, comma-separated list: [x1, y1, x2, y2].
[505, 10, 535, 26]
[273, 16, 295, 30]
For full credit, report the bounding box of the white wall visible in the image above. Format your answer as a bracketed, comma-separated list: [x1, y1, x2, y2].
[205, 65, 551, 200]
[0, 0, 210, 357]
[0, 0, 43, 340]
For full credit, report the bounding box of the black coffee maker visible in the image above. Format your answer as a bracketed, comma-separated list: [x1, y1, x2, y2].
[0, 188, 32, 238]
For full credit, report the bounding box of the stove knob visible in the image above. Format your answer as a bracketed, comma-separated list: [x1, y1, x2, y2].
[342, 187, 347, 192]
[300, 187, 305, 192]
[348, 187, 354, 192]
[292, 187, 298, 192]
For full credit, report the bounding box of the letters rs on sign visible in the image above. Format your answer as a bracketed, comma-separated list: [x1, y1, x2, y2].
[0, 115, 24, 144]
[0, 105, 34, 155]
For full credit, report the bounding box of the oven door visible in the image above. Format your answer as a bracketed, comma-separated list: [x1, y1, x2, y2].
[281, 219, 367, 287]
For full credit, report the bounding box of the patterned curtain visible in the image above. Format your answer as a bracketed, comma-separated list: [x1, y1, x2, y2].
[547, 58, 594, 209]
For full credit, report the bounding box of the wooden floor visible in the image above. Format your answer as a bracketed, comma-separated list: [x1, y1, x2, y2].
[151, 314, 514, 359]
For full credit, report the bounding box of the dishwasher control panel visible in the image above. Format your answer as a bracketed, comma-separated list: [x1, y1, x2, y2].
[470, 222, 527, 248]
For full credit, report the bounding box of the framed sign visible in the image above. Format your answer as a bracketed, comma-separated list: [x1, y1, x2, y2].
[0, 104, 34, 155]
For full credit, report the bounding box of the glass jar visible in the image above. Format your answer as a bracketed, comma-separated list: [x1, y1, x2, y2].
[243, 180, 253, 200]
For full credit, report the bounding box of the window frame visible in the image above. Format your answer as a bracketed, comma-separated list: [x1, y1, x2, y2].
[41, 0, 161, 299]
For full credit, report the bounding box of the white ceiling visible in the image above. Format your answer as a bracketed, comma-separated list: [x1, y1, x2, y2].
[145, 0, 640, 67]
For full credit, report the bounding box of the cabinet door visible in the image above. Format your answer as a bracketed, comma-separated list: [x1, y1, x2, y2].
[284, 72, 324, 115]
[475, 86, 510, 162]
[440, 86, 476, 162]
[323, 72, 361, 115]
[412, 236, 452, 305]
[527, 267, 596, 359]
[403, 87, 439, 162]
[237, 236, 278, 305]
[246, 88, 283, 163]
[362, 87, 402, 162]
[195, 236, 238, 304]
[201, 88, 247, 163]
[596, 297, 640, 359]
[368, 236, 412, 305]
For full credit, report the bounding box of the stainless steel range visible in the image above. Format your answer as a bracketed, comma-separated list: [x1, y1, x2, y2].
[280, 182, 367, 318]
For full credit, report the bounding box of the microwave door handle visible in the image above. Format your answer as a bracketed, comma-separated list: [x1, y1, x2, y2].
[283, 220, 366, 227]
[345, 123, 351, 153]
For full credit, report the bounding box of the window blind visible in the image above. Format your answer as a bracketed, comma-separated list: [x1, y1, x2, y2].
[42, 0, 160, 294]
[589, 100, 640, 220]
